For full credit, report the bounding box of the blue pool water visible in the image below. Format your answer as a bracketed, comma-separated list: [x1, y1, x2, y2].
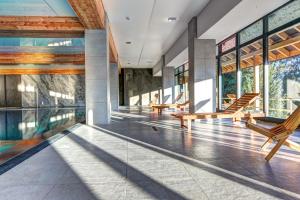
[0, 107, 85, 164]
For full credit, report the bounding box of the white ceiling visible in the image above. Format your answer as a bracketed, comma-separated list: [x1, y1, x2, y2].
[200, 0, 289, 43]
[102, 0, 210, 68]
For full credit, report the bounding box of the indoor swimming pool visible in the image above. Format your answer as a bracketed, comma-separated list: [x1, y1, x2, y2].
[0, 107, 85, 165]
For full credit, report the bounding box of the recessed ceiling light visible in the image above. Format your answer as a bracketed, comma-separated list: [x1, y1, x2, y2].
[125, 41, 132, 44]
[167, 17, 177, 22]
[126, 16, 130, 21]
[127, 63, 131, 65]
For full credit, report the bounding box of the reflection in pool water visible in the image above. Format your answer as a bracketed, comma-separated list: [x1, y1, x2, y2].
[0, 108, 85, 164]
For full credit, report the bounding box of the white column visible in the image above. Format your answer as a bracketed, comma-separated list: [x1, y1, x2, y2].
[162, 66, 175, 104]
[110, 63, 119, 111]
[191, 39, 217, 113]
[162, 55, 175, 104]
[85, 29, 110, 125]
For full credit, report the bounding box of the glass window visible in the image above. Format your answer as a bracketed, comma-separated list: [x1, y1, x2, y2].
[221, 51, 236, 109]
[0, 0, 76, 16]
[268, 0, 300, 31]
[174, 63, 189, 103]
[240, 39, 264, 112]
[220, 36, 236, 53]
[268, 23, 300, 118]
[240, 20, 263, 44]
[0, 38, 84, 47]
[184, 62, 189, 71]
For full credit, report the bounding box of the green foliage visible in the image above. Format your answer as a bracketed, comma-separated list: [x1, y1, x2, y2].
[222, 72, 236, 98]
[222, 56, 299, 118]
[268, 56, 300, 118]
[241, 68, 254, 94]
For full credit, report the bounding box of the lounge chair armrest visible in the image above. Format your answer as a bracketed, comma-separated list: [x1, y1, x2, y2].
[246, 122, 272, 137]
[272, 130, 292, 140]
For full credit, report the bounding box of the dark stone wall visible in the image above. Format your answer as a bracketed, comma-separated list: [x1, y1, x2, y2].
[123, 68, 162, 106]
[0, 75, 5, 107]
[6, 75, 22, 107]
[0, 74, 85, 108]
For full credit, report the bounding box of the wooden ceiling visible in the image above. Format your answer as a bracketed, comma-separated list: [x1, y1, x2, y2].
[0, 52, 84, 65]
[0, 16, 84, 38]
[67, 0, 118, 63]
[222, 24, 300, 74]
[0, 0, 119, 64]
[67, 0, 106, 29]
[0, 68, 84, 75]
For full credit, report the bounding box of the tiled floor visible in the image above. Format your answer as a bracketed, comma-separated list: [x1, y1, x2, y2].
[0, 107, 300, 200]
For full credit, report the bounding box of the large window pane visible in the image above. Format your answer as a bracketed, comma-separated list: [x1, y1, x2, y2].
[221, 51, 236, 109]
[268, 0, 300, 31]
[268, 23, 300, 118]
[240, 39, 263, 112]
[0, 38, 84, 47]
[0, 0, 76, 16]
[240, 20, 263, 44]
[174, 63, 189, 103]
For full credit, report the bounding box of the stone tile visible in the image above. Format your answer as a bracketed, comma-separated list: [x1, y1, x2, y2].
[0, 185, 54, 200]
[1, 107, 300, 200]
[43, 184, 97, 200]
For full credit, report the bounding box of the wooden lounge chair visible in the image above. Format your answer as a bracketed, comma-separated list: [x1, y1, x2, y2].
[152, 100, 190, 115]
[223, 94, 237, 108]
[174, 93, 262, 132]
[246, 106, 300, 161]
[152, 92, 186, 114]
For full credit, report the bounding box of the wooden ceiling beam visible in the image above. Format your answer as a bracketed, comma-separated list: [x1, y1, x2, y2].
[223, 34, 300, 66]
[0, 68, 84, 75]
[67, 0, 118, 63]
[277, 48, 290, 57]
[0, 16, 84, 37]
[67, 0, 105, 29]
[0, 14, 118, 63]
[0, 52, 84, 64]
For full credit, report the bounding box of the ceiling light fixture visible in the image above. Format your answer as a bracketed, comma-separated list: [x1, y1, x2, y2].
[167, 17, 177, 22]
[126, 41, 132, 44]
[126, 16, 130, 21]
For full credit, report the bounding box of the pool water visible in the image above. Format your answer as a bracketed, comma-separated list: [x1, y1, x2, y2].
[0, 107, 85, 164]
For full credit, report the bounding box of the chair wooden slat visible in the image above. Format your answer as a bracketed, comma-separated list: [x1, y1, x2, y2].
[175, 93, 261, 132]
[247, 106, 300, 161]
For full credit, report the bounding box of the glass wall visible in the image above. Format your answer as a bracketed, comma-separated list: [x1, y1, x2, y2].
[174, 63, 189, 103]
[221, 50, 236, 109]
[268, 23, 300, 118]
[240, 39, 264, 112]
[217, 0, 300, 119]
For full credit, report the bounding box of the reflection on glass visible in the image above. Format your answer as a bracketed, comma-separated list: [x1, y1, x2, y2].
[268, 0, 300, 31]
[240, 39, 263, 112]
[240, 20, 263, 44]
[221, 51, 236, 109]
[174, 63, 189, 103]
[0, 108, 85, 164]
[0, 38, 84, 47]
[268, 23, 300, 118]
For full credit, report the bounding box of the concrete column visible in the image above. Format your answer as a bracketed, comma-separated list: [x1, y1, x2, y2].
[162, 56, 175, 104]
[188, 17, 216, 113]
[110, 63, 119, 111]
[85, 29, 110, 125]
